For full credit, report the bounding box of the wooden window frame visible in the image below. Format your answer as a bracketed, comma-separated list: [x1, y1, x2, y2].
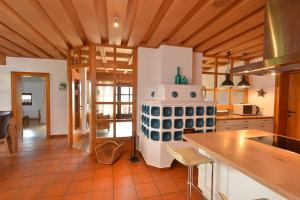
[202, 57, 248, 111]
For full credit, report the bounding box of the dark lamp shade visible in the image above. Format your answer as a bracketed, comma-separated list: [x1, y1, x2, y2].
[237, 75, 250, 88]
[221, 73, 234, 87]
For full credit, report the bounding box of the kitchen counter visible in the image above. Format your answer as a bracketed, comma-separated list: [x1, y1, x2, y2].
[216, 114, 273, 120]
[184, 130, 300, 200]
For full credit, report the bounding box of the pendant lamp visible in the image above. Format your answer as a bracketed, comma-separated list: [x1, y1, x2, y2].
[237, 75, 250, 88]
[221, 52, 234, 87]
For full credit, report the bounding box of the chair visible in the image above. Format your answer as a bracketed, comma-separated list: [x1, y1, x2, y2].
[167, 145, 214, 200]
[0, 112, 12, 156]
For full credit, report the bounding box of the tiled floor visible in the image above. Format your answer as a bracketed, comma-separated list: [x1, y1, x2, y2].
[0, 134, 204, 200]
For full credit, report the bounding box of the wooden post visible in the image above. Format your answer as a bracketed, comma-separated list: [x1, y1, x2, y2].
[132, 47, 137, 139]
[89, 44, 97, 150]
[0, 53, 6, 65]
[67, 50, 73, 147]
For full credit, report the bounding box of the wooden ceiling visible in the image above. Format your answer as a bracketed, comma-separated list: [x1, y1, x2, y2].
[0, 0, 265, 60]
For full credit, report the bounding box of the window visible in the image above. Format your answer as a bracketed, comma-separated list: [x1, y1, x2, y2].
[202, 57, 248, 111]
[22, 93, 32, 105]
[116, 86, 133, 118]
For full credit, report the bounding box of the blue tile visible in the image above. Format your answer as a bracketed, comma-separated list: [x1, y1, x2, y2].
[163, 119, 172, 129]
[206, 118, 215, 127]
[163, 107, 172, 117]
[174, 131, 183, 141]
[196, 107, 204, 116]
[175, 107, 183, 116]
[196, 118, 204, 127]
[151, 106, 160, 116]
[151, 119, 160, 129]
[186, 107, 194, 116]
[146, 106, 150, 115]
[174, 119, 183, 129]
[185, 119, 194, 128]
[151, 131, 160, 141]
[206, 106, 215, 116]
[162, 132, 171, 141]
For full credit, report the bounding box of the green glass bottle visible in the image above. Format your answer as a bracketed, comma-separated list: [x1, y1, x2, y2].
[175, 66, 181, 84]
[181, 76, 188, 85]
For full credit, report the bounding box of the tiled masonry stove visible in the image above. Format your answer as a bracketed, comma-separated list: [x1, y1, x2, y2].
[139, 84, 216, 168]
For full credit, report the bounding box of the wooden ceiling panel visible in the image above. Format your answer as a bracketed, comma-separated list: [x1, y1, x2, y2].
[127, 0, 163, 47]
[72, 0, 101, 44]
[122, 0, 138, 43]
[184, 0, 266, 47]
[38, 0, 83, 48]
[195, 8, 264, 52]
[0, 1, 63, 58]
[204, 24, 264, 56]
[146, 0, 199, 47]
[167, 0, 232, 45]
[94, 0, 109, 42]
[4, 0, 68, 52]
[106, 0, 128, 45]
[0, 36, 35, 57]
[0, 45, 20, 57]
[0, 24, 49, 58]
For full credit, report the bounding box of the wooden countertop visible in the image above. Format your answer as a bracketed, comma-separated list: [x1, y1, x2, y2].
[216, 114, 273, 120]
[184, 130, 300, 200]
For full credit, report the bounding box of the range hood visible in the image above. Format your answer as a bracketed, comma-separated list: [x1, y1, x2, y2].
[232, 0, 300, 75]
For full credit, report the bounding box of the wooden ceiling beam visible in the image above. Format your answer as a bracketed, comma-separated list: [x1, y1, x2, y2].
[94, 0, 109, 42]
[0, 23, 50, 58]
[3, 0, 68, 55]
[0, 36, 36, 57]
[0, 53, 6, 65]
[195, 8, 265, 52]
[203, 24, 264, 55]
[38, 0, 83, 48]
[146, 0, 199, 47]
[72, 0, 101, 44]
[230, 44, 263, 58]
[127, 0, 163, 47]
[0, 45, 21, 57]
[0, 1, 63, 58]
[243, 51, 263, 60]
[121, 0, 138, 43]
[106, 0, 128, 45]
[184, 0, 266, 47]
[167, 0, 231, 45]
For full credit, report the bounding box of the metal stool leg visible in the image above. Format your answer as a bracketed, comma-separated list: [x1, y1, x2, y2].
[187, 165, 193, 200]
[211, 162, 214, 200]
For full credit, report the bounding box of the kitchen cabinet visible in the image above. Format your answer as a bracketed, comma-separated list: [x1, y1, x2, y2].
[216, 117, 274, 132]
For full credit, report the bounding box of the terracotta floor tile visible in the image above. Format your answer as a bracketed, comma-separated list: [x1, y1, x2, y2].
[133, 172, 153, 185]
[43, 182, 71, 197]
[92, 177, 113, 191]
[90, 189, 113, 200]
[135, 182, 159, 199]
[94, 168, 113, 178]
[141, 196, 162, 200]
[114, 185, 137, 200]
[155, 180, 180, 195]
[182, 189, 204, 200]
[150, 171, 171, 182]
[113, 165, 132, 176]
[52, 172, 75, 184]
[73, 170, 94, 180]
[64, 192, 90, 200]
[67, 180, 92, 194]
[43, 196, 65, 200]
[26, 174, 56, 186]
[161, 192, 185, 200]
[130, 163, 149, 174]
[17, 185, 47, 200]
[0, 177, 30, 190]
[0, 188, 19, 200]
[174, 178, 187, 191]
[114, 174, 134, 188]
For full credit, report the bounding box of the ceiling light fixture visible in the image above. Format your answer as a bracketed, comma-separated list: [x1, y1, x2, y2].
[113, 16, 120, 28]
[237, 75, 250, 88]
[221, 51, 234, 88]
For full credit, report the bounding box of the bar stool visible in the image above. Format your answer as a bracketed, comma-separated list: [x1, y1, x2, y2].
[167, 145, 214, 200]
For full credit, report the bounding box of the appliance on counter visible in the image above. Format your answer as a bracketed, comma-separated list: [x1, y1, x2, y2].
[248, 135, 300, 154]
[233, 104, 259, 116]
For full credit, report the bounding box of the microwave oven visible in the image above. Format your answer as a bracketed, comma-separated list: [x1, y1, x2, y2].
[233, 104, 259, 115]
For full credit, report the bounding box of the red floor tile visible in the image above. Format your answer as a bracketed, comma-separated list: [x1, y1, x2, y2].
[92, 177, 113, 191]
[135, 182, 160, 199]
[67, 180, 92, 194]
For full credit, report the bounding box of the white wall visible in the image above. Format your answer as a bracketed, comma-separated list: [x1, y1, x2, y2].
[22, 78, 45, 120]
[0, 57, 67, 135]
[248, 75, 275, 116]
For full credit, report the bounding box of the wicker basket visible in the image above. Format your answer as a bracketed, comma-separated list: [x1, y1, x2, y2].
[94, 141, 124, 165]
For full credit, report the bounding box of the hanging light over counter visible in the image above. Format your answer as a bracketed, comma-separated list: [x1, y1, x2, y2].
[237, 75, 250, 88]
[221, 52, 234, 88]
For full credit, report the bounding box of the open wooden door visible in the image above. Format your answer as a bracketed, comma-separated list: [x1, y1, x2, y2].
[11, 72, 23, 138]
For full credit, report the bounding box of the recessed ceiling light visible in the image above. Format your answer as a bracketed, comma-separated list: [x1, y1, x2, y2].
[113, 16, 119, 28]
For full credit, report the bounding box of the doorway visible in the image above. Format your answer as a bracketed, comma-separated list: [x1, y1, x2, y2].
[274, 72, 300, 139]
[11, 72, 50, 140]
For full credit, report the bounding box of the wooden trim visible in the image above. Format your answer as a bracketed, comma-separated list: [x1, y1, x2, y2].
[11, 71, 51, 138]
[67, 50, 73, 146]
[0, 53, 6, 65]
[50, 134, 68, 138]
